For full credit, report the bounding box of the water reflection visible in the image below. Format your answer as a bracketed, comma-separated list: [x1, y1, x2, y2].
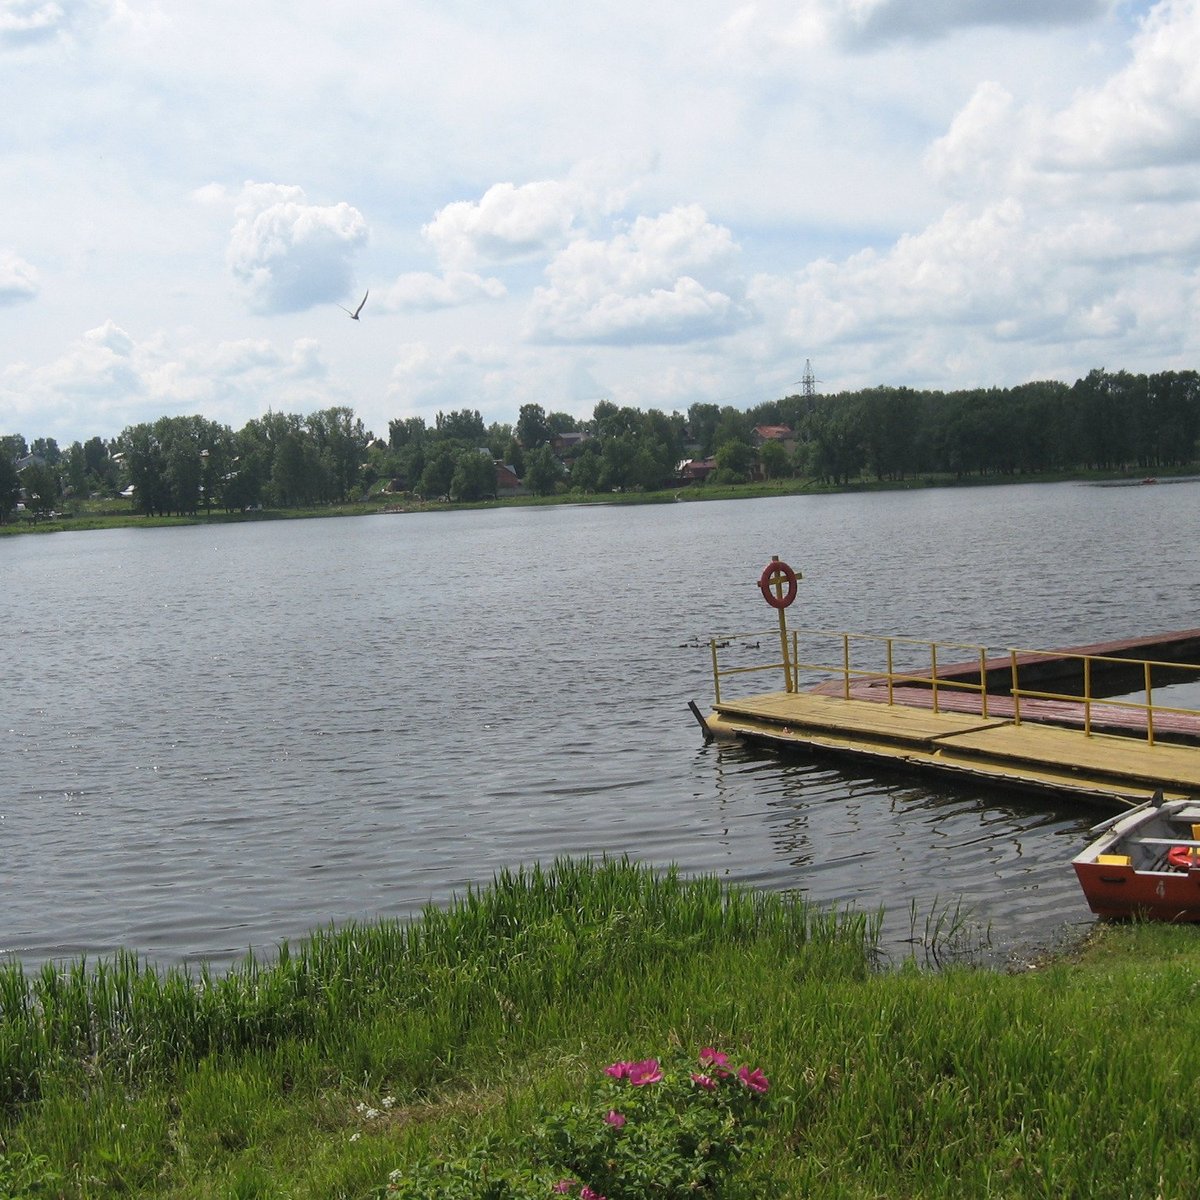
[704, 740, 1098, 966]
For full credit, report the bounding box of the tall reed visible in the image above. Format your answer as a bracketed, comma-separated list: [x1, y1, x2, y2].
[0, 857, 874, 1117]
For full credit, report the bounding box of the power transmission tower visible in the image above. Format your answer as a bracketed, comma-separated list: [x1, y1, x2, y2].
[801, 359, 819, 398]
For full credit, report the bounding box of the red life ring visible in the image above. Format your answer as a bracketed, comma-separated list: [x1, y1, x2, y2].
[758, 560, 798, 609]
[1167, 845, 1200, 870]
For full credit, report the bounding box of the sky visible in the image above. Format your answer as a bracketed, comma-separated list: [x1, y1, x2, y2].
[2, 0, 1196, 447]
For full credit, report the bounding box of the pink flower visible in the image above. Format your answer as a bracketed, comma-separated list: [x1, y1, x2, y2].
[580, 1189, 606, 1200]
[690, 1072, 717, 1091]
[627, 1058, 662, 1086]
[552, 1183, 575, 1195]
[699, 1047, 728, 1068]
[604, 1109, 626, 1127]
[604, 1061, 631, 1080]
[738, 1065, 770, 1094]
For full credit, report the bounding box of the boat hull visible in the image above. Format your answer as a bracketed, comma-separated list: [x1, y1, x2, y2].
[1072, 796, 1200, 921]
[1073, 860, 1200, 921]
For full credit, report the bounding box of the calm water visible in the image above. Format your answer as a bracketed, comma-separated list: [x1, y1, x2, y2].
[5, 480, 1200, 972]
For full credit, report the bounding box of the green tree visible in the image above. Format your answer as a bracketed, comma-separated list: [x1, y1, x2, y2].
[0, 455, 20, 521]
[119, 422, 170, 515]
[435, 409, 486, 444]
[450, 449, 497, 501]
[546, 410, 580, 435]
[161, 417, 204, 514]
[486, 421, 514, 459]
[504, 437, 525, 478]
[270, 431, 319, 506]
[516, 403, 552, 450]
[712, 407, 752, 451]
[599, 433, 638, 490]
[568, 444, 602, 493]
[808, 407, 864, 485]
[389, 416, 427, 449]
[20, 460, 59, 515]
[83, 435, 108, 477]
[418, 443, 457, 499]
[65, 441, 88, 497]
[759, 438, 790, 480]
[687, 402, 722, 455]
[30, 436, 61, 465]
[714, 438, 754, 482]
[307, 406, 369, 501]
[525, 444, 564, 496]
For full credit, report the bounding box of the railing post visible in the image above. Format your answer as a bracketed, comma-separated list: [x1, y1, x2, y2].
[779, 606, 794, 693]
[711, 639, 722, 705]
[887, 639, 895, 706]
[1010, 650, 1021, 725]
[842, 633, 850, 700]
[1145, 660, 1155, 746]
[979, 648, 989, 719]
[931, 643, 940, 714]
[1083, 657, 1092, 737]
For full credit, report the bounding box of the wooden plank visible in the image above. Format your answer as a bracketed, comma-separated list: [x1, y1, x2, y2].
[713, 691, 1007, 748]
[933, 722, 1200, 791]
[843, 682, 1200, 739]
[703, 709, 1178, 805]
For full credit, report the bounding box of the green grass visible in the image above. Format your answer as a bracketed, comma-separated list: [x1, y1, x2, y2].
[3, 859, 1200, 1197]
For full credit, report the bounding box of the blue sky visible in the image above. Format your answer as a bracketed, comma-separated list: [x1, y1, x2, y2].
[1, 0, 1193, 445]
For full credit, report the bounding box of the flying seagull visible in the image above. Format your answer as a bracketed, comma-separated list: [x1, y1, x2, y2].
[340, 289, 368, 320]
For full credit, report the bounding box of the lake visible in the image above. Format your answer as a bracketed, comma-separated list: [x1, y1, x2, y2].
[5, 479, 1200, 972]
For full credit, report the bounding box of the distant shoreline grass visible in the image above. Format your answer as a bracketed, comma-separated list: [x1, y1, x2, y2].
[4, 465, 1197, 537]
[1, 858, 1198, 1198]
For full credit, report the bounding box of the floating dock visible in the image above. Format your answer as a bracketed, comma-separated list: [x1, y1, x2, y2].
[701, 618, 1200, 809]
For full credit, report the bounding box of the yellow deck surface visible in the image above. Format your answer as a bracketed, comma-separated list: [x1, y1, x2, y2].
[709, 691, 1200, 805]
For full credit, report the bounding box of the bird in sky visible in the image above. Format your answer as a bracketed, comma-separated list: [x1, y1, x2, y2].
[340, 290, 368, 320]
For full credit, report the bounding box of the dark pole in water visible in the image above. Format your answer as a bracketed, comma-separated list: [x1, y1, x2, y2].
[688, 700, 713, 742]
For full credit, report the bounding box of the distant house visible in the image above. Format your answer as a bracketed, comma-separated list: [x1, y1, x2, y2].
[752, 425, 794, 449]
[495, 462, 526, 497]
[678, 457, 717, 482]
[552, 431, 589, 455]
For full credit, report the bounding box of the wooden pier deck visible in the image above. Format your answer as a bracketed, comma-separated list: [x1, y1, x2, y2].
[706, 690, 1200, 808]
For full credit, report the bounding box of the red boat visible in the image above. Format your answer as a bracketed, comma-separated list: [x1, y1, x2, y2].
[1073, 793, 1200, 921]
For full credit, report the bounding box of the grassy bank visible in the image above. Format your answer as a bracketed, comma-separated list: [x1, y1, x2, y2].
[1, 858, 1198, 1198]
[4, 466, 1196, 537]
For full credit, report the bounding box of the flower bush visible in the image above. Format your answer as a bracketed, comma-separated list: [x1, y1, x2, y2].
[383, 1048, 771, 1200]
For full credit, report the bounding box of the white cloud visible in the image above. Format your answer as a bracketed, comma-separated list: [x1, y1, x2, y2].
[1041, 0, 1200, 172]
[0, 1, 65, 46]
[0, 323, 341, 443]
[225, 182, 369, 315]
[752, 191, 1200, 388]
[0, 250, 38, 304]
[422, 180, 584, 269]
[719, 0, 1114, 56]
[384, 270, 506, 311]
[925, 82, 1023, 195]
[527, 205, 753, 345]
[822, 0, 1113, 49]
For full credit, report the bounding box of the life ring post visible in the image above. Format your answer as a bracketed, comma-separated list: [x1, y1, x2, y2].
[758, 555, 801, 692]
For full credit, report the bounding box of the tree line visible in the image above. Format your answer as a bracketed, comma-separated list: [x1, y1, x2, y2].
[2, 367, 1198, 521]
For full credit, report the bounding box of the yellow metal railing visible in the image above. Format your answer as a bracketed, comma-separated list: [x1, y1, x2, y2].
[709, 627, 992, 712]
[709, 627, 1200, 744]
[1006, 648, 1200, 746]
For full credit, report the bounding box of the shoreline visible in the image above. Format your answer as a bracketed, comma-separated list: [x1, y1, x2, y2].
[4, 465, 1198, 538]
